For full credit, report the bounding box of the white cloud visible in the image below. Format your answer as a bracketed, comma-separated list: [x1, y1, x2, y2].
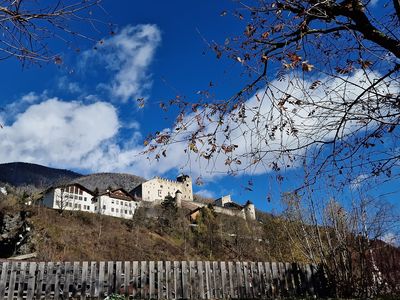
[0, 98, 119, 168]
[82, 24, 161, 103]
[136, 70, 399, 179]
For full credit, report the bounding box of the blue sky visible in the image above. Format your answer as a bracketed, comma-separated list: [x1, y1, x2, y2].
[0, 0, 399, 218]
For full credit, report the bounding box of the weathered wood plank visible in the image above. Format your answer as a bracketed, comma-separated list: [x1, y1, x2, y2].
[243, 261, 251, 298]
[53, 262, 63, 300]
[98, 262, 105, 300]
[35, 262, 45, 300]
[131, 261, 138, 299]
[220, 261, 227, 299]
[181, 261, 188, 299]
[26, 262, 37, 300]
[140, 261, 148, 299]
[188, 261, 195, 299]
[122, 261, 129, 297]
[16, 262, 26, 300]
[173, 261, 181, 299]
[157, 261, 163, 300]
[0, 262, 9, 300]
[204, 261, 211, 299]
[227, 261, 235, 298]
[165, 261, 172, 300]
[236, 261, 244, 299]
[7, 262, 17, 300]
[44, 262, 55, 299]
[270, 262, 278, 298]
[115, 261, 122, 295]
[149, 261, 155, 299]
[197, 261, 205, 300]
[107, 261, 114, 297]
[90, 261, 97, 298]
[72, 261, 80, 298]
[81, 261, 89, 299]
[250, 261, 259, 298]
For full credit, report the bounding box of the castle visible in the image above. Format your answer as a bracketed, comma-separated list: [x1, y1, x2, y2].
[42, 174, 256, 221]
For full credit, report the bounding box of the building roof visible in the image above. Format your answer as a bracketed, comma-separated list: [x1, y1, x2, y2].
[99, 188, 137, 202]
[43, 183, 94, 195]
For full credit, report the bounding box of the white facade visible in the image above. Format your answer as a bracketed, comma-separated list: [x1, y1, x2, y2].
[42, 184, 95, 212]
[42, 185, 138, 220]
[133, 175, 193, 203]
[97, 189, 139, 220]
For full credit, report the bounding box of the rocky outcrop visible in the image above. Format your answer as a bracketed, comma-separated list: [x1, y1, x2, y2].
[0, 210, 33, 257]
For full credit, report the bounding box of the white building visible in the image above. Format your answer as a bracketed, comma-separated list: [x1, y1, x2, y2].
[42, 184, 138, 220]
[42, 184, 95, 213]
[97, 188, 139, 219]
[131, 174, 193, 204]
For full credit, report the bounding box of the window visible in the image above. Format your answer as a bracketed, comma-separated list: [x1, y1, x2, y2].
[112, 200, 114, 204]
[74, 204, 78, 208]
[129, 203, 132, 207]
[116, 200, 119, 205]
[79, 196, 82, 200]
[125, 210, 127, 214]
[84, 197, 87, 202]
[79, 190, 83, 195]
[103, 205, 106, 210]
[74, 195, 78, 200]
[69, 202, 72, 207]
[125, 202, 128, 206]
[129, 211, 132, 215]
[158, 190, 162, 197]
[116, 209, 119, 213]
[111, 208, 114, 212]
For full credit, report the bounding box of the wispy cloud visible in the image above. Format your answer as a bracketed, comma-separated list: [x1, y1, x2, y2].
[81, 24, 161, 103]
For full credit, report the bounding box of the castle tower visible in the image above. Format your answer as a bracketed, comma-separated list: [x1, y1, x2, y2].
[176, 174, 193, 201]
[175, 190, 182, 208]
[244, 200, 256, 220]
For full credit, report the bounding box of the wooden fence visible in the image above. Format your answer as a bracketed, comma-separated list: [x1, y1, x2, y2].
[0, 260, 327, 299]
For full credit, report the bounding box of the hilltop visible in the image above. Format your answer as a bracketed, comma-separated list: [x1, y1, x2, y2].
[0, 162, 81, 188]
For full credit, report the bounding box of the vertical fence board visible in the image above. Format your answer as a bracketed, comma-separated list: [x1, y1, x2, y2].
[107, 262, 114, 297]
[89, 262, 96, 298]
[140, 261, 148, 299]
[98, 262, 105, 299]
[7, 262, 17, 300]
[227, 262, 235, 298]
[0, 262, 9, 300]
[157, 261, 163, 299]
[196, 261, 204, 300]
[35, 262, 45, 300]
[16, 262, 26, 300]
[181, 261, 188, 299]
[54, 262, 63, 300]
[72, 262, 80, 298]
[115, 261, 122, 295]
[236, 262, 244, 299]
[165, 261, 172, 300]
[26, 262, 36, 300]
[220, 262, 227, 299]
[204, 261, 212, 299]
[250, 261, 259, 298]
[188, 261, 195, 299]
[122, 261, 129, 297]
[149, 261, 155, 299]
[257, 262, 266, 298]
[81, 261, 88, 299]
[131, 261, 138, 299]
[270, 262, 278, 298]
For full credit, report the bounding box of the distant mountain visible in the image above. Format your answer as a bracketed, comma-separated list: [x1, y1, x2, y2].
[71, 172, 146, 192]
[0, 162, 81, 188]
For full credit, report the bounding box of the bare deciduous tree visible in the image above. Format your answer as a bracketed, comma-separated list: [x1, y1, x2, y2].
[147, 0, 400, 191]
[0, 0, 105, 64]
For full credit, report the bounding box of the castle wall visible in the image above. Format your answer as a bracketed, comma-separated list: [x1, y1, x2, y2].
[140, 176, 193, 202]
